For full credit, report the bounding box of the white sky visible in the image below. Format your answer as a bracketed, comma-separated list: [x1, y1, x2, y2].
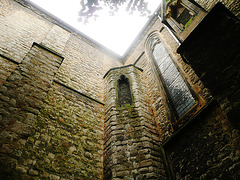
[29, 0, 161, 56]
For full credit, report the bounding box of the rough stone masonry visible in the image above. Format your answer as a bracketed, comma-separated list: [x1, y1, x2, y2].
[0, 0, 240, 179]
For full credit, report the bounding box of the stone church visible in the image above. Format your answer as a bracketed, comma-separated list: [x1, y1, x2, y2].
[0, 0, 239, 179]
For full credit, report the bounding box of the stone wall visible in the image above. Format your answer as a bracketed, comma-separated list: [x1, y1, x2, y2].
[164, 102, 240, 179]
[0, 0, 240, 179]
[0, 55, 18, 86]
[194, 0, 240, 19]
[124, 20, 175, 142]
[132, 53, 174, 142]
[0, 42, 105, 179]
[0, 0, 52, 64]
[56, 34, 122, 102]
[14, 81, 104, 179]
[165, 3, 240, 179]
[0, 0, 122, 102]
[103, 65, 167, 179]
[0, 0, 52, 86]
[0, 43, 63, 178]
[0, 0, 122, 179]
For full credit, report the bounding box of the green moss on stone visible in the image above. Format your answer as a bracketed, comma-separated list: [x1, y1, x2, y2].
[184, 16, 196, 30]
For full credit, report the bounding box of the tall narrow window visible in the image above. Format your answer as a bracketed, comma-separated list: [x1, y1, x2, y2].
[117, 75, 132, 106]
[152, 42, 195, 118]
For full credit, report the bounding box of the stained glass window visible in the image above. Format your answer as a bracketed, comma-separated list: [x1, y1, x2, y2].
[153, 43, 195, 117]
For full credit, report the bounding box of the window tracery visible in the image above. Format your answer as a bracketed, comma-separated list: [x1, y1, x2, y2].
[145, 32, 197, 122]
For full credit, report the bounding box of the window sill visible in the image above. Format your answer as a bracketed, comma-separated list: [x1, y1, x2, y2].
[161, 99, 219, 148]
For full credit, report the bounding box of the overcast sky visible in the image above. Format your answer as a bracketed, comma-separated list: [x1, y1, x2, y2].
[29, 0, 161, 56]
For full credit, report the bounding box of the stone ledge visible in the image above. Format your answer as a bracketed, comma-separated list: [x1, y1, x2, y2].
[103, 64, 143, 79]
[0, 53, 20, 65]
[133, 52, 145, 66]
[54, 79, 105, 105]
[32, 42, 64, 59]
[161, 99, 218, 148]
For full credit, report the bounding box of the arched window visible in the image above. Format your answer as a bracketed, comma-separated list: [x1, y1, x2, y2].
[153, 42, 195, 117]
[117, 75, 132, 106]
[146, 32, 196, 120]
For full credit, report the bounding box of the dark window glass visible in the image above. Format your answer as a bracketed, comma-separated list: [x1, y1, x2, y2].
[117, 75, 132, 106]
[176, 8, 193, 27]
[153, 43, 195, 117]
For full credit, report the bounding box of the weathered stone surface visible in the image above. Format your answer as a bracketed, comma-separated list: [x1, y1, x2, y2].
[56, 34, 122, 103]
[0, 0, 52, 63]
[165, 105, 240, 179]
[194, 0, 240, 18]
[13, 81, 105, 179]
[0, 56, 18, 86]
[29, 169, 39, 176]
[0, 43, 64, 179]
[104, 65, 166, 179]
[0, 0, 239, 179]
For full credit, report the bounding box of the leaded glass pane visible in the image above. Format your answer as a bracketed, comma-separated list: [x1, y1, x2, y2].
[153, 43, 195, 117]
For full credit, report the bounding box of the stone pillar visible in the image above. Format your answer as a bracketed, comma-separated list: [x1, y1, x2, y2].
[103, 65, 167, 179]
[0, 43, 63, 176]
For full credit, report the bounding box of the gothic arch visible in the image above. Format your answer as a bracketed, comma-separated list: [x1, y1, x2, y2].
[145, 31, 197, 125]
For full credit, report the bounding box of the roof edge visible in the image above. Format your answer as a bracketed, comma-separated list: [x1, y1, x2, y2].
[15, 0, 123, 61]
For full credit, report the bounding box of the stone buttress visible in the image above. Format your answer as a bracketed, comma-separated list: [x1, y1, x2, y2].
[103, 65, 167, 179]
